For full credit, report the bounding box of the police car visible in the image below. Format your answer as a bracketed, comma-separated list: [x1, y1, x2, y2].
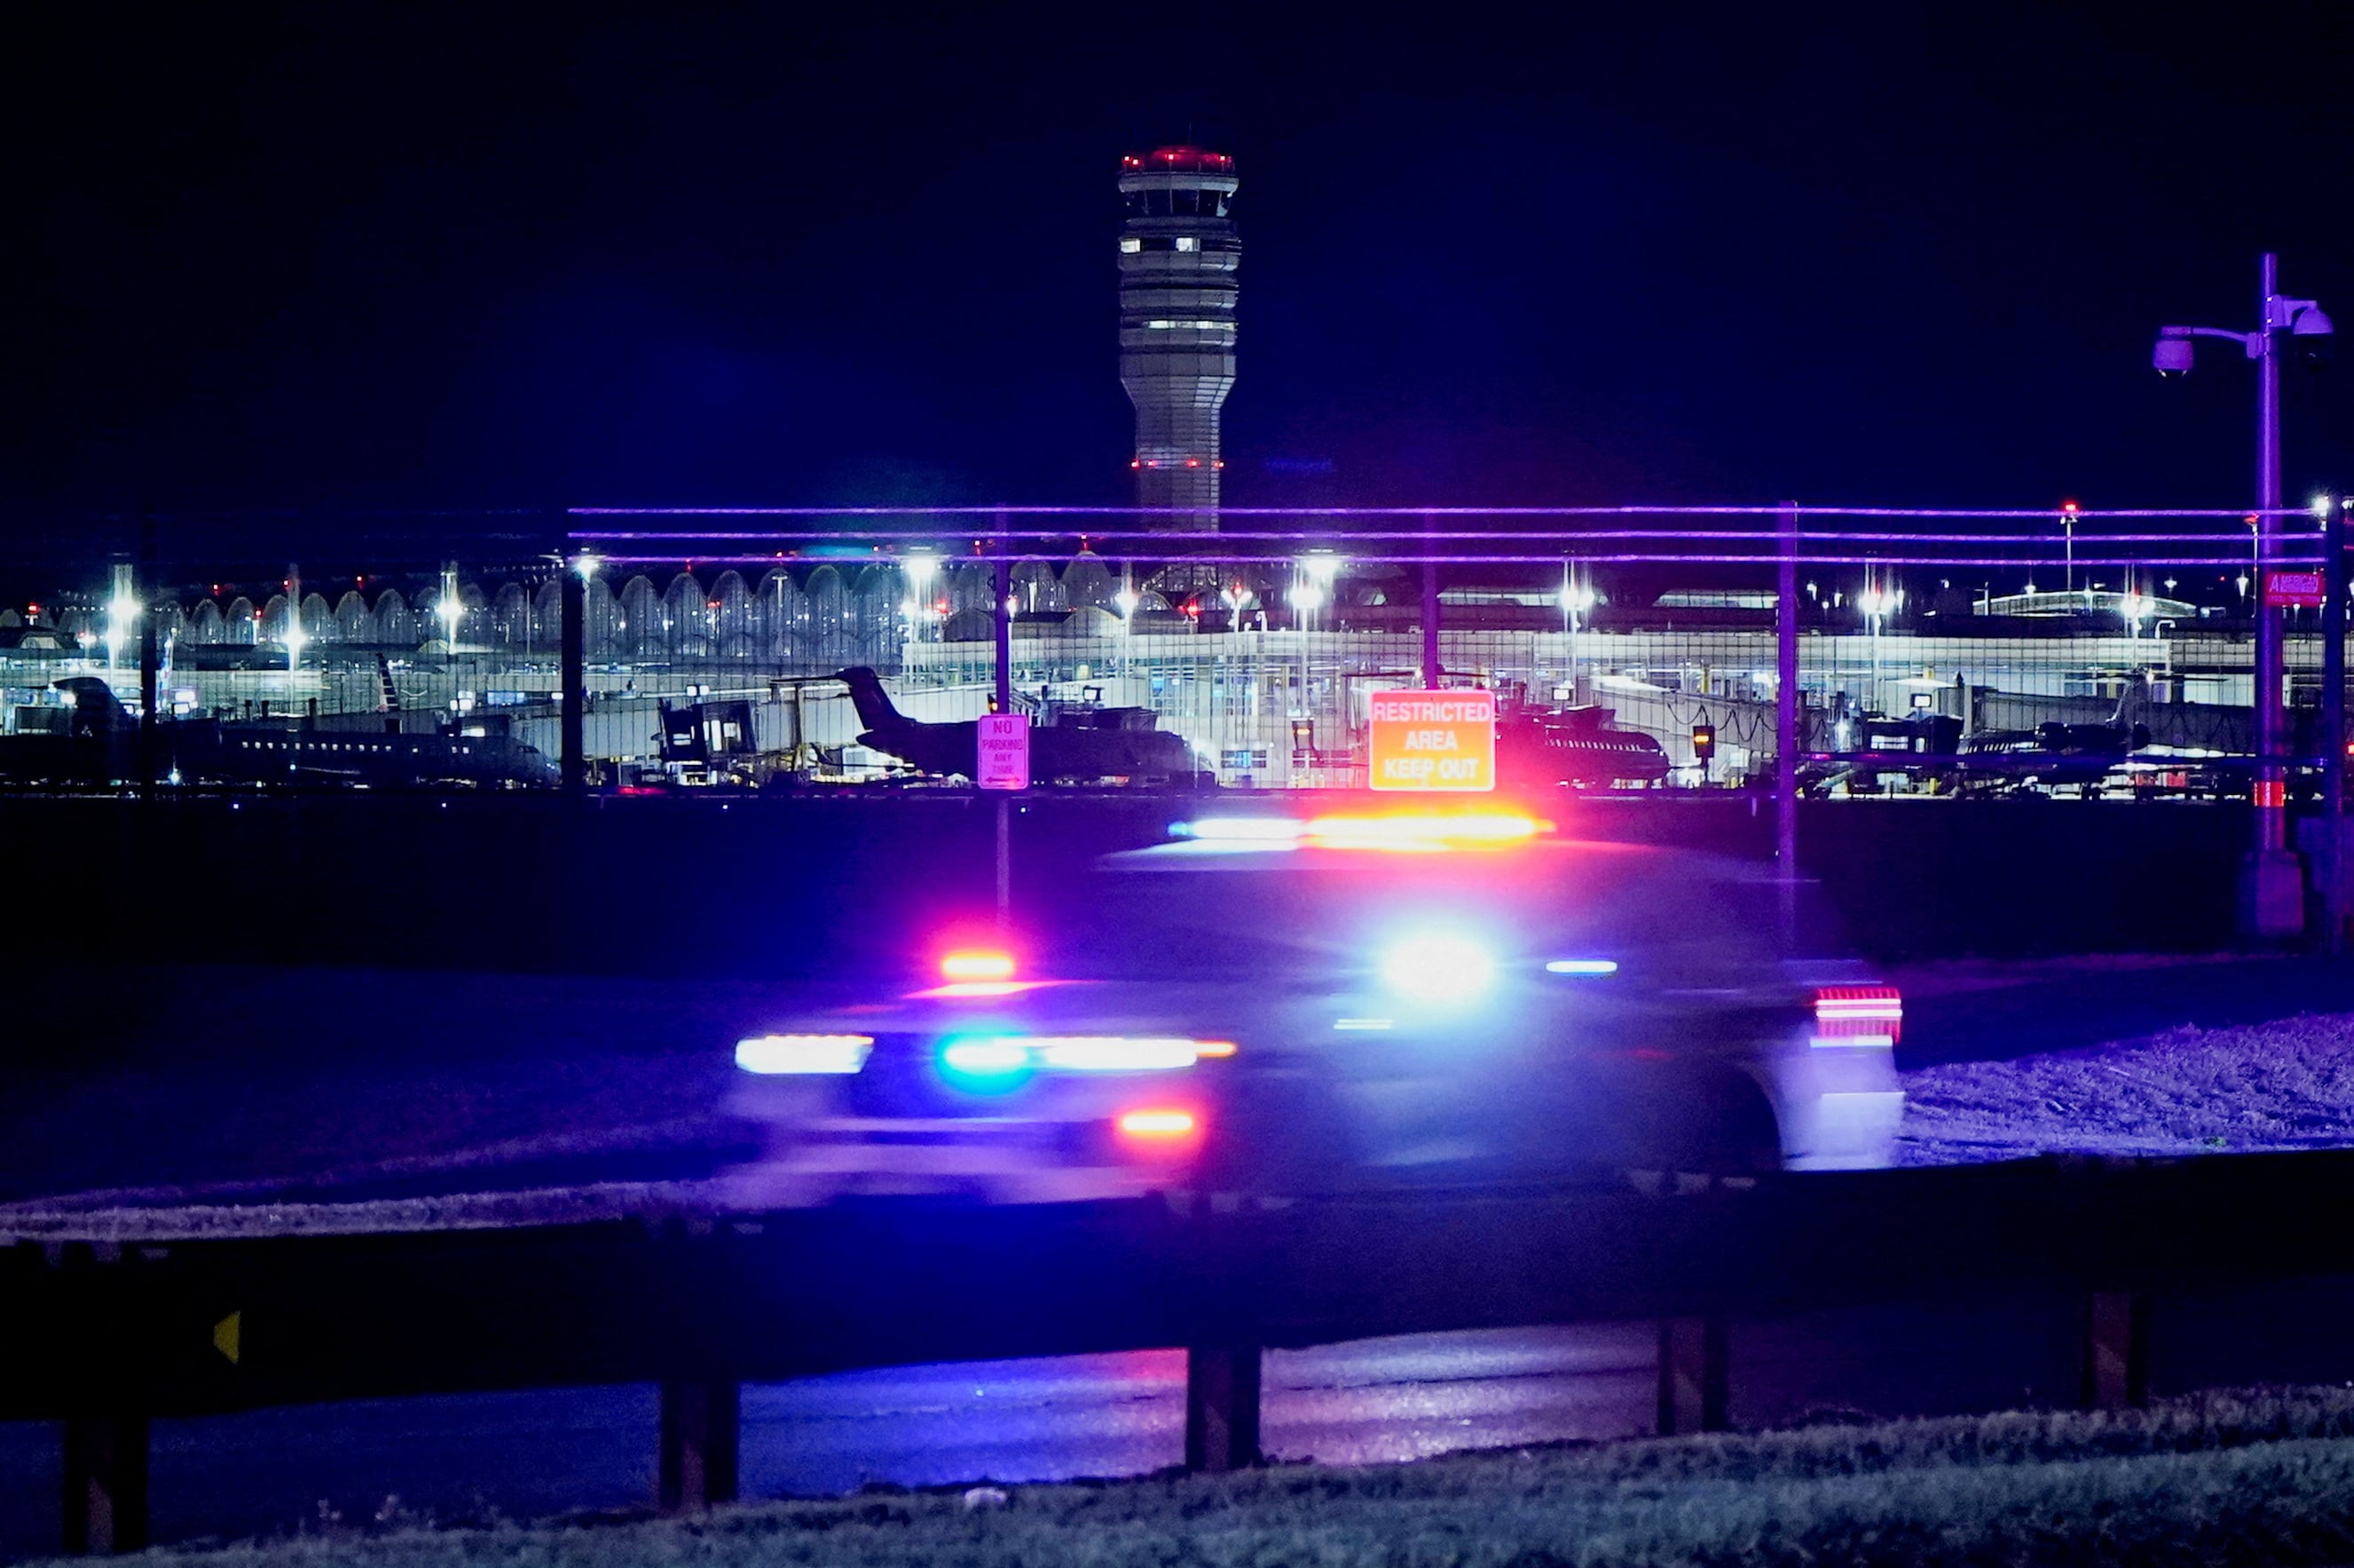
[727, 809, 1902, 1206]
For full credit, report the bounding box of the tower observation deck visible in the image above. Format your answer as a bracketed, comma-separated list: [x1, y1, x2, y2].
[1120, 146, 1237, 531]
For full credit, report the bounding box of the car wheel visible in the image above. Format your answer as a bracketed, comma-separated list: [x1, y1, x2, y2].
[1632, 1068, 1782, 1177]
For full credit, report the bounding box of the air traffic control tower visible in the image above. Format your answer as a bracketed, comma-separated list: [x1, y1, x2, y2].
[1120, 146, 1237, 531]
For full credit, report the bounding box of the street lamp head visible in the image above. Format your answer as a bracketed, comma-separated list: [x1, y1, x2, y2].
[2153, 334, 2194, 377]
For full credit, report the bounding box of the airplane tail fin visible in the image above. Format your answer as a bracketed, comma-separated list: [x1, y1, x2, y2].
[834, 667, 905, 730]
[52, 677, 135, 737]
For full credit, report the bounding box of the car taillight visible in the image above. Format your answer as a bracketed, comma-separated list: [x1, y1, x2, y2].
[1116, 1107, 1200, 1141]
[1812, 985, 1901, 1047]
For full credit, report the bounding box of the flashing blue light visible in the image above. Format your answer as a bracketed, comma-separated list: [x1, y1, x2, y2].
[939, 1036, 1032, 1084]
[1172, 816, 1303, 842]
[1543, 959, 1619, 976]
[936, 1036, 1031, 1073]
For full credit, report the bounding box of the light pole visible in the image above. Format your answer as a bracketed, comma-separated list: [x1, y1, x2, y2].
[901, 550, 940, 651]
[1558, 563, 1595, 703]
[2154, 253, 2334, 940]
[1114, 586, 1139, 682]
[1856, 571, 1900, 713]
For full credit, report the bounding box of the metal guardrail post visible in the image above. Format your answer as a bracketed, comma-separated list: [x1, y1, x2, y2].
[61, 1414, 148, 1555]
[2082, 1290, 2150, 1411]
[1183, 1344, 1263, 1473]
[657, 1379, 740, 1512]
[560, 536, 587, 797]
[1656, 1314, 1728, 1435]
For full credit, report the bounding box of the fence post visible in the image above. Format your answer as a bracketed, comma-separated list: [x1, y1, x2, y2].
[657, 1379, 740, 1512]
[2082, 1290, 2150, 1411]
[2323, 493, 2346, 954]
[992, 512, 1013, 713]
[991, 516, 1013, 922]
[560, 532, 587, 796]
[136, 516, 159, 796]
[1775, 502, 1800, 942]
[1184, 1344, 1263, 1472]
[1656, 1314, 1729, 1435]
[61, 1415, 148, 1555]
[1421, 513, 1441, 687]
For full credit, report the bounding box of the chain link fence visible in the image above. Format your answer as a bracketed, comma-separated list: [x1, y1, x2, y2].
[1, 505, 2335, 800]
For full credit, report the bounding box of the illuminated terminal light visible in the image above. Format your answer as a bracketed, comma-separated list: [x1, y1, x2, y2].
[735, 1034, 874, 1076]
[1544, 959, 1619, 975]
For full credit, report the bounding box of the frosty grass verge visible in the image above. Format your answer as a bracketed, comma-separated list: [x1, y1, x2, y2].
[66, 1387, 2354, 1568]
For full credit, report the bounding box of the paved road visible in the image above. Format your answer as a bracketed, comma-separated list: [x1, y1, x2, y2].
[7, 955, 2354, 1557]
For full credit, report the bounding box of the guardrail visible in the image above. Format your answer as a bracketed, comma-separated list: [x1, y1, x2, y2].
[12, 1147, 2354, 1554]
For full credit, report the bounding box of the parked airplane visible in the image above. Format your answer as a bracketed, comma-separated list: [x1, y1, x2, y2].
[1802, 700, 2153, 796]
[1494, 704, 1673, 786]
[835, 667, 1206, 785]
[0, 678, 559, 788]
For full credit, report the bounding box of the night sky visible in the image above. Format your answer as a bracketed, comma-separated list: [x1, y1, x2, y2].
[7, 4, 2354, 548]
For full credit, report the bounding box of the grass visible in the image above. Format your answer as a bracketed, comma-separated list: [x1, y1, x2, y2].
[76, 1386, 2354, 1568]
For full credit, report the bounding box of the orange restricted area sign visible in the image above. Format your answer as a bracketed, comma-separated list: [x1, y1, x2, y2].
[1367, 689, 1497, 792]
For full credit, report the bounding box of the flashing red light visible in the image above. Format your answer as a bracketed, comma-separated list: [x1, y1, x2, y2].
[1185, 458, 1201, 468]
[941, 949, 1016, 982]
[1130, 459, 1141, 469]
[1213, 460, 1225, 469]
[2060, 500, 2080, 516]
[1117, 1108, 1198, 1139]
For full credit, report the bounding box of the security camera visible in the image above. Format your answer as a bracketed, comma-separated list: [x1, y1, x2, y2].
[2294, 304, 2334, 368]
[2153, 335, 2194, 376]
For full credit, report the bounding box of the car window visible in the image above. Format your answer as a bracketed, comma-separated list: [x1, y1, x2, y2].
[1047, 848, 1836, 981]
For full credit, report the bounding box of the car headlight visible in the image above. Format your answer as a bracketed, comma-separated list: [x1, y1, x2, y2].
[1379, 933, 1497, 1005]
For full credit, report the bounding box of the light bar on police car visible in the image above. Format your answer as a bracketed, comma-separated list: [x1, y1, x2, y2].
[1172, 810, 1546, 853]
[734, 1034, 875, 1075]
